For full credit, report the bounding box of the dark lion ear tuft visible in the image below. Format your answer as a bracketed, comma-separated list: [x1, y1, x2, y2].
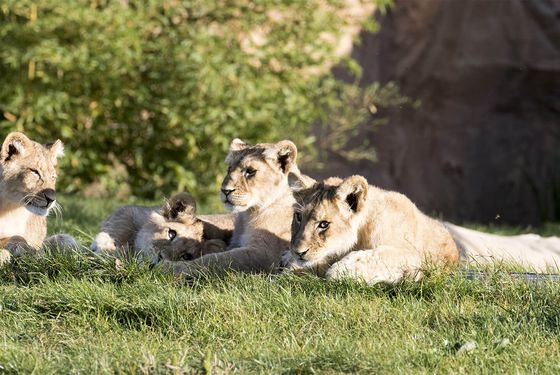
[277, 140, 297, 173]
[337, 175, 369, 213]
[1, 132, 31, 162]
[161, 192, 196, 220]
[346, 192, 359, 212]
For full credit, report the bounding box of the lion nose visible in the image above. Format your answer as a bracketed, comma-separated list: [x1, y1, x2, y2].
[221, 188, 235, 197]
[293, 248, 309, 259]
[43, 189, 56, 205]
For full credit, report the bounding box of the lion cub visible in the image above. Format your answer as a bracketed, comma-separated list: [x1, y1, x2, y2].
[0, 131, 77, 264]
[92, 192, 234, 263]
[283, 175, 459, 284]
[161, 139, 309, 277]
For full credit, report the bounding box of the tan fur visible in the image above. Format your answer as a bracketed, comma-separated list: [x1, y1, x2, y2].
[162, 139, 305, 276]
[445, 222, 560, 272]
[0, 132, 75, 263]
[92, 192, 234, 263]
[283, 175, 459, 284]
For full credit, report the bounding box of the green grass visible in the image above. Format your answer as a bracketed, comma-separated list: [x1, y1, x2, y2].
[1, 196, 560, 374]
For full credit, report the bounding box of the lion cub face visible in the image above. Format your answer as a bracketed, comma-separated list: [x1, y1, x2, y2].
[220, 139, 297, 212]
[135, 193, 208, 263]
[0, 132, 64, 216]
[289, 176, 369, 267]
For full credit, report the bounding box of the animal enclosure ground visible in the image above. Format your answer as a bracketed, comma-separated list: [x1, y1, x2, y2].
[1, 196, 559, 373]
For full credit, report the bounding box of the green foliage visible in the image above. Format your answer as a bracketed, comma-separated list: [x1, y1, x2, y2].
[0, 0, 389, 203]
[313, 81, 417, 166]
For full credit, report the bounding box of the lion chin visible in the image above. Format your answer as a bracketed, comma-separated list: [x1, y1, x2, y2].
[223, 201, 250, 213]
[25, 202, 51, 217]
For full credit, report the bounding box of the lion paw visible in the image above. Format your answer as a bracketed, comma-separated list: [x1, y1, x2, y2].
[91, 232, 116, 253]
[0, 249, 12, 266]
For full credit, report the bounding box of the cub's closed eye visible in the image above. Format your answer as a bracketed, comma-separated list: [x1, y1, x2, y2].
[318, 221, 330, 230]
[167, 229, 177, 241]
[295, 212, 302, 222]
[244, 168, 256, 178]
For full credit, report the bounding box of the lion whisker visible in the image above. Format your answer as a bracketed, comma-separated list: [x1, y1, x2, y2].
[50, 201, 63, 218]
[20, 193, 39, 206]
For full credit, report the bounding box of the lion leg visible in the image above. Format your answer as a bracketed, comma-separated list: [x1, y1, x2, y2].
[0, 249, 11, 266]
[279, 250, 293, 269]
[280, 250, 332, 277]
[326, 246, 424, 285]
[44, 234, 80, 250]
[200, 239, 228, 256]
[91, 206, 142, 254]
[160, 246, 277, 278]
[91, 231, 117, 253]
[3, 236, 37, 257]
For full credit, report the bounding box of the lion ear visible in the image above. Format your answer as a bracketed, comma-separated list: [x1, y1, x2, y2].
[161, 192, 197, 220]
[263, 140, 298, 174]
[1, 132, 31, 162]
[46, 139, 64, 164]
[229, 138, 248, 152]
[288, 172, 316, 192]
[276, 140, 297, 173]
[226, 138, 248, 163]
[148, 211, 166, 225]
[337, 175, 369, 213]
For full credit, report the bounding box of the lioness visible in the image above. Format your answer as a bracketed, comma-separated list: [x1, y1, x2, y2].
[92, 192, 234, 263]
[283, 175, 460, 284]
[162, 139, 308, 276]
[0, 131, 77, 263]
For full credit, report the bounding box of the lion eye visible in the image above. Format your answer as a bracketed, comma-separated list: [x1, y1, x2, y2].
[244, 168, 256, 178]
[167, 229, 177, 241]
[318, 221, 330, 230]
[30, 169, 41, 178]
[295, 212, 302, 223]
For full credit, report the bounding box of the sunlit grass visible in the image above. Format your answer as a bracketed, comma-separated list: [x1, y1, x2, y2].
[0, 196, 559, 373]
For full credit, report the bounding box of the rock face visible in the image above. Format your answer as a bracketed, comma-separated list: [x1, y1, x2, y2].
[330, 0, 560, 225]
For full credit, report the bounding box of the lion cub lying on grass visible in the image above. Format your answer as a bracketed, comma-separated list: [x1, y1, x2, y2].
[161, 139, 309, 277]
[0, 132, 77, 265]
[92, 192, 234, 263]
[283, 175, 459, 284]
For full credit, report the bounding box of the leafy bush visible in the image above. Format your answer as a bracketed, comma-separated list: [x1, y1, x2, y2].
[0, 0, 390, 203]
